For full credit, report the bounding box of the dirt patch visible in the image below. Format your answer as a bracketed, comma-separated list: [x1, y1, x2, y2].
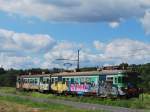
[0, 101, 44, 112]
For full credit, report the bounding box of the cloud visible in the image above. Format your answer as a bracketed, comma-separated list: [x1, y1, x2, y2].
[1, 0, 150, 33]
[0, 28, 149, 69]
[0, 29, 55, 53]
[93, 40, 105, 50]
[108, 21, 120, 28]
[0, 28, 55, 69]
[93, 38, 150, 65]
[43, 41, 82, 69]
[141, 10, 150, 35]
[0, 0, 149, 22]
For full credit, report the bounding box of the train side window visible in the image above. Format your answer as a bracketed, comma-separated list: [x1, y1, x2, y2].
[43, 78, 46, 84]
[115, 78, 117, 83]
[71, 78, 74, 84]
[107, 77, 113, 81]
[18, 78, 20, 83]
[63, 78, 66, 84]
[35, 79, 37, 84]
[29, 79, 31, 83]
[40, 77, 43, 83]
[23, 79, 25, 83]
[47, 78, 49, 83]
[25, 79, 27, 83]
[31, 79, 33, 83]
[55, 78, 58, 82]
[30, 79, 33, 83]
[32, 79, 34, 84]
[51, 78, 54, 83]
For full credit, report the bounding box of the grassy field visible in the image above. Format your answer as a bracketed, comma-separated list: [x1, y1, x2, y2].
[0, 90, 103, 112]
[0, 96, 103, 112]
[0, 100, 35, 112]
[0, 87, 150, 110]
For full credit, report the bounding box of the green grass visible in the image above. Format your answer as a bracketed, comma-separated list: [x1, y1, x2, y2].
[29, 92, 150, 109]
[0, 95, 103, 112]
[0, 87, 150, 110]
[0, 87, 17, 94]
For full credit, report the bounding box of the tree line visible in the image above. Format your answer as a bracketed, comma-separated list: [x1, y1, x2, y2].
[0, 63, 149, 92]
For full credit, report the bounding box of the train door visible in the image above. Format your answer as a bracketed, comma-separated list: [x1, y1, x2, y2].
[39, 77, 46, 92]
[16, 77, 22, 89]
[98, 75, 106, 95]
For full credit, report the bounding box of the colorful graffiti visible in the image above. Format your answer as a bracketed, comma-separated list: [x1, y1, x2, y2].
[51, 82, 68, 93]
[69, 77, 98, 93]
[51, 77, 98, 94]
[70, 84, 90, 92]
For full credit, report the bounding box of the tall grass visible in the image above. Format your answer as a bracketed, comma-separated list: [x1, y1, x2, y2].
[0, 95, 103, 112]
[0, 87, 150, 109]
[30, 92, 150, 109]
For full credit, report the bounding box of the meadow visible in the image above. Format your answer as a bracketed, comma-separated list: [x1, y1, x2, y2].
[0, 87, 150, 110]
[0, 87, 103, 112]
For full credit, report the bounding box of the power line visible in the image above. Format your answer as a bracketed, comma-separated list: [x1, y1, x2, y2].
[55, 49, 81, 70]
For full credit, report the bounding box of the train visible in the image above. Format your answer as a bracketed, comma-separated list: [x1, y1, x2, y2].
[16, 69, 141, 98]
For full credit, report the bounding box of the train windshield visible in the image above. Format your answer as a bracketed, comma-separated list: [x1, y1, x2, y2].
[122, 77, 128, 83]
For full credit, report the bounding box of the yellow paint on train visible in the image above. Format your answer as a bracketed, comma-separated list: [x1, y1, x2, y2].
[51, 82, 68, 93]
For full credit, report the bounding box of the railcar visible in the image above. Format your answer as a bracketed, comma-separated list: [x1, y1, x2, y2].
[16, 70, 140, 98]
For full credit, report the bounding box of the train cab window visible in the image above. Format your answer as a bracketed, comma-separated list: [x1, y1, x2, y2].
[122, 77, 127, 83]
[17, 78, 21, 83]
[118, 77, 122, 83]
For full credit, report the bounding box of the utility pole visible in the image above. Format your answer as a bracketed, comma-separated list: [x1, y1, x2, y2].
[77, 49, 80, 71]
[56, 49, 81, 72]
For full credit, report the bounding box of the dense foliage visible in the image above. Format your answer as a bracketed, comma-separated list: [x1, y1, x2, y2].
[0, 63, 149, 92]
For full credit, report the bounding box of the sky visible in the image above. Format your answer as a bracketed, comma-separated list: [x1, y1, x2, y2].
[0, 0, 150, 69]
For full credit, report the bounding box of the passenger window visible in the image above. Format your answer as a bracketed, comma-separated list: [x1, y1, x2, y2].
[52, 78, 54, 83]
[71, 78, 74, 84]
[63, 78, 66, 84]
[107, 77, 113, 81]
[115, 78, 117, 83]
[47, 79, 49, 83]
[35, 79, 37, 84]
[55, 78, 58, 82]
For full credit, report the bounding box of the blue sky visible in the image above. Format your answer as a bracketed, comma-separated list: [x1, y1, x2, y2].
[0, 0, 150, 69]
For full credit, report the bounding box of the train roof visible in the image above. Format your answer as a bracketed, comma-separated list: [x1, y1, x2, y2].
[18, 74, 51, 78]
[18, 70, 131, 78]
[52, 70, 129, 76]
